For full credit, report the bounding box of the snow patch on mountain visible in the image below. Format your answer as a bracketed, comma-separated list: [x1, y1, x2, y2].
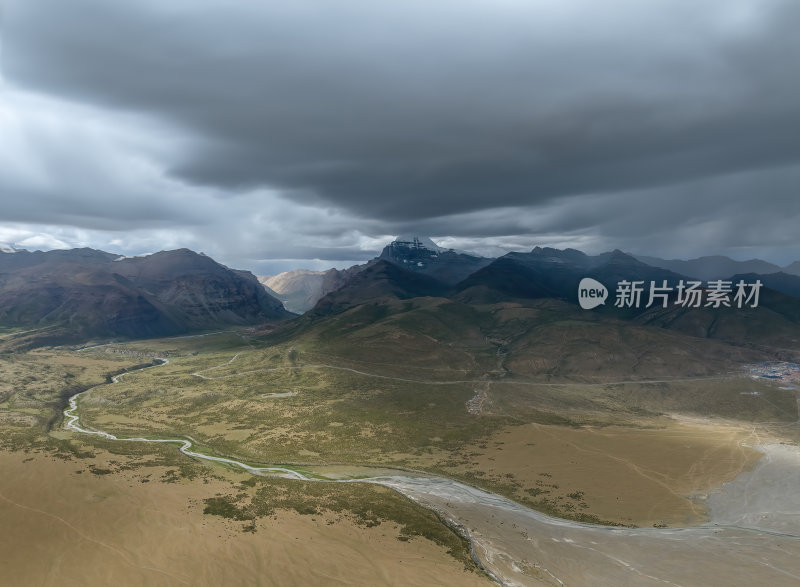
[114, 253, 155, 261]
[393, 235, 447, 252]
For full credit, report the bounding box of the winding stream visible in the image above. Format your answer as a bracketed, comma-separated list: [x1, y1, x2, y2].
[63, 359, 800, 586]
[63, 360, 307, 480]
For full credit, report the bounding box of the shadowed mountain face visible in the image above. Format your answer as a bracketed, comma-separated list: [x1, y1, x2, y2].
[288, 245, 800, 376]
[259, 237, 491, 314]
[300, 234, 492, 317]
[634, 254, 785, 281]
[378, 238, 492, 285]
[632, 286, 800, 351]
[0, 248, 290, 342]
[726, 272, 800, 299]
[309, 260, 449, 317]
[453, 248, 687, 305]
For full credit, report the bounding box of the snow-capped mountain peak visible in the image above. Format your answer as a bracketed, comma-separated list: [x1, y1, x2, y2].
[392, 235, 447, 252]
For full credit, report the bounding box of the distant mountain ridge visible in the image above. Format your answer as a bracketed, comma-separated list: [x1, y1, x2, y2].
[259, 270, 326, 314]
[633, 254, 800, 298]
[258, 265, 371, 314]
[293, 242, 800, 354]
[0, 247, 290, 342]
[783, 261, 800, 276]
[453, 248, 687, 305]
[634, 254, 785, 280]
[263, 239, 800, 316]
[260, 236, 491, 313]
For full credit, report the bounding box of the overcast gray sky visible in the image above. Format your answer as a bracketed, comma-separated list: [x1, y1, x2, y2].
[2, 0, 799, 273]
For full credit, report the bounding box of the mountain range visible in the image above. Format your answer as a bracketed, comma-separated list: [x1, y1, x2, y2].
[299, 244, 800, 339]
[0, 247, 290, 343]
[263, 239, 800, 313]
[271, 239, 800, 381]
[260, 236, 491, 313]
[633, 254, 786, 280]
[4, 239, 800, 370]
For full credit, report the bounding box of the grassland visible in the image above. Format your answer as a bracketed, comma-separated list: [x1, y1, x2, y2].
[0, 331, 489, 582]
[59, 327, 799, 527]
[0, 341, 140, 450]
[1, 316, 798, 583]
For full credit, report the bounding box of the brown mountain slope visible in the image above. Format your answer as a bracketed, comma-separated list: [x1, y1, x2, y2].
[0, 248, 291, 342]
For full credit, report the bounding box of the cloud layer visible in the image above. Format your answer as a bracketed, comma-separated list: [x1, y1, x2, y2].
[2, 0, 799, 271]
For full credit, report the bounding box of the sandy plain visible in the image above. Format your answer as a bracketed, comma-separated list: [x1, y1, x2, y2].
[377, 438, 800, 587]
[463, 418, 761, 526]
[0, 451, 489, 587]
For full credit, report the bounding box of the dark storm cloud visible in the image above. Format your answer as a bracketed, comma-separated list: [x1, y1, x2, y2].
[2, 0, 800, 270]
[6, 0, 800, 221]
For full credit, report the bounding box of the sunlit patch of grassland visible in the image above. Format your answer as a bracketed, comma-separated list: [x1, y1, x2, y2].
[0, 344, 141, 449]
[204, 477, 479, 570]
[79, 345, 504, 465]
